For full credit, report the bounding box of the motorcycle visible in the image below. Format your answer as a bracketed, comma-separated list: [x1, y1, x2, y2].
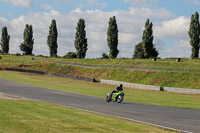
[106, 90, 125, 103]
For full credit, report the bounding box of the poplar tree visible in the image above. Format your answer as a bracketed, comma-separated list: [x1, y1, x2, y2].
[74, 18, 88, 58]
[107, 16, 119, 58]
[0, 27, 10, 54]
[20, 24, 34, 55]
[142, 19, 158, 58]
[188, 12, 200, 58]
[47, 19, 58, 57]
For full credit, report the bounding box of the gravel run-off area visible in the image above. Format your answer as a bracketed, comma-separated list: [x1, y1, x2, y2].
[0, 92, 29, 100]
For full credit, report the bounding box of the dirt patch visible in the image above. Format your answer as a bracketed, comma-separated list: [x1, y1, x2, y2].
[0, 92, 30, 100]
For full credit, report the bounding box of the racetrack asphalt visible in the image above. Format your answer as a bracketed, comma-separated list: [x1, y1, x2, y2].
[0, 78, 200, 133]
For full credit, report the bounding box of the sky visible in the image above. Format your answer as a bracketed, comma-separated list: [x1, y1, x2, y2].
[0, 0, 200, 58]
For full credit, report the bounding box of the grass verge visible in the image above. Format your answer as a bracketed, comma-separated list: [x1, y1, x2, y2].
[0, 100, 174, 133]
[1, 71, 200, 110]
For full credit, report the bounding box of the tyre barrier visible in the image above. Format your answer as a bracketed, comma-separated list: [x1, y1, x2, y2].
[5, 68, 96, 82]
[6, 68, 46, 74]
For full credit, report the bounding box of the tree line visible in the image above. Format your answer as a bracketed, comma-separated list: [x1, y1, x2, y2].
[0, 12, 200, 59]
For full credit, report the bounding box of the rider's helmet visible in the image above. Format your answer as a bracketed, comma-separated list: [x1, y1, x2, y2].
[120, 84, 123, 88]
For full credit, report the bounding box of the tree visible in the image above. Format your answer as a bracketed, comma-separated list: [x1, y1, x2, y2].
[74, 18, 88, 58]
[20, 24, 34, 55]
[142, 19, 158, 58]
[133, 42, 144, 58]
[188, 12, 200, 59]
[107, 16, 119, 58]
[0, 27, 10, 54]
[47, 19, 58, 57]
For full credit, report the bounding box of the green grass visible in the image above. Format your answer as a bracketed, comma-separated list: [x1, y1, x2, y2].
[68, 67, 200, 89]
[1, 71, 200, 110]
[2, 55, 200, 90]
[2, 54, 200, 68]
[5, 62, 200, 89]
[0, 100, 174, 133]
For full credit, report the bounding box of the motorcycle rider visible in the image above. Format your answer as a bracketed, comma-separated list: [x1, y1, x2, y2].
[110, 84, 123, 98]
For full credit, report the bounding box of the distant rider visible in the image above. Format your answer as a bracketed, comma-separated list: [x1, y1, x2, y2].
[110, 84, 123, 98]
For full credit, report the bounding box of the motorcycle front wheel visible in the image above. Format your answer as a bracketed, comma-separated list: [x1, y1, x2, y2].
[117, 95, 124, 103]
[106, 95, 111, 102]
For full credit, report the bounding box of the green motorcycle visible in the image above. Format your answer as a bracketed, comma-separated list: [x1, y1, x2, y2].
[106, 90, 125, 103]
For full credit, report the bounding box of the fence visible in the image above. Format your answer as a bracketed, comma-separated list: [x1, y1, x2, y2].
[5, 68, 96, 82]
[100, 79, 160, 91]
[164, 87, 200, 94]
[0, 59, 44, 65]
[100, 79, 200, 94]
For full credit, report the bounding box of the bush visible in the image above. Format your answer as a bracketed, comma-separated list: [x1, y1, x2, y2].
[101, 52, 110, 59]
[63, 52, 77, 59]
[16, 53, 21, 56]
[36, 54, 45, 57]
[0, 50, 7, 55]
[50, 55, 60, 58]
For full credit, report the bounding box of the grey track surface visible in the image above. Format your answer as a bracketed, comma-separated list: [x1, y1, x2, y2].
[0, 78, 200, 133]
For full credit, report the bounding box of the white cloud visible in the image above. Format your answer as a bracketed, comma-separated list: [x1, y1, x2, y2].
[161, 40, 191, 58]
[123, 0, 158, 7]
[154, 17, 191, 58]
[0, 0, 32, 8]
[41, 5, 54, 11]
[154, 16, 190, 39]
[184, 0, 200, 5]
[127, 7, 175, 20]
[86, 0, 106, 8]
[175, 40, 190, 49]
[0, 7, 190, 58]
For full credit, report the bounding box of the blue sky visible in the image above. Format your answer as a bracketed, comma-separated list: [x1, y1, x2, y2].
[1, 0, 200, 19]
[0, 0, 200, 58]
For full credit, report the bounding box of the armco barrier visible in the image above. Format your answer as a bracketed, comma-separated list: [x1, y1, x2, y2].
[100, 79, 200, 94]
[6, 68, 46, 74]
[5, 68, 95, 82]
[100, 79, 160, 91]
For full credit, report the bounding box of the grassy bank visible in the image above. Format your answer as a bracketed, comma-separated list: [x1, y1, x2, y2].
[1, 71, 200, 110]
[1, 55, 200, 89]
[2, 54, 200, 68]
[0, 100, 173, 133]
[3, 62, 200, 89]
